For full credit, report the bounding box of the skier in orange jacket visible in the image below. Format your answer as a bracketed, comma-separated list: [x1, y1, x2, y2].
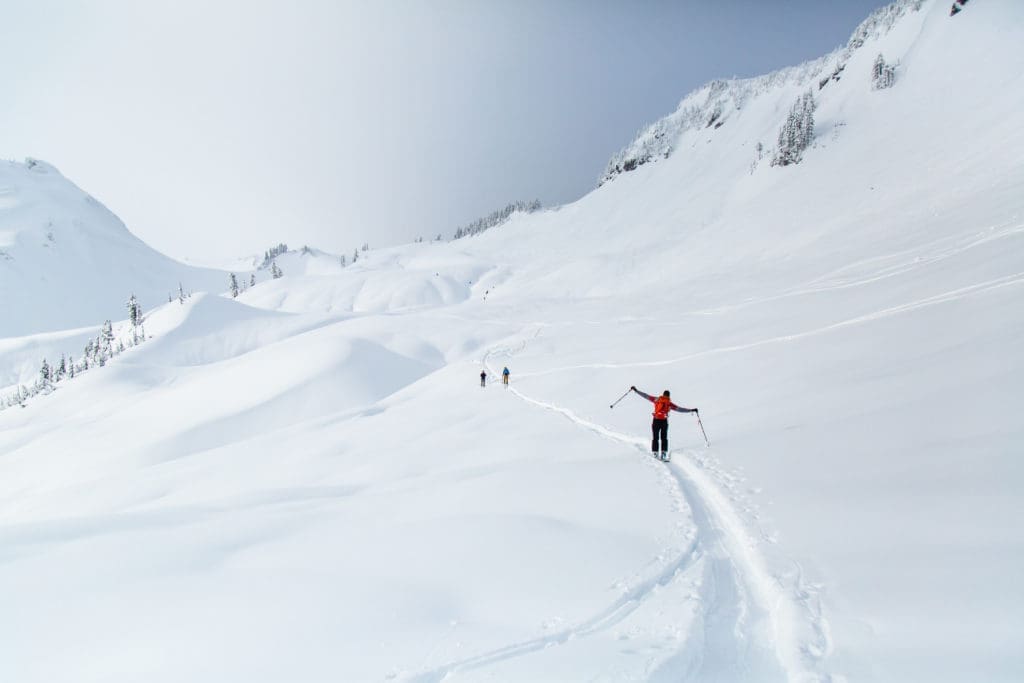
[631, 386, 698, 460]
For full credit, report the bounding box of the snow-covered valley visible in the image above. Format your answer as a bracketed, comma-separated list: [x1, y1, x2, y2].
[2, 1, 1022, 681]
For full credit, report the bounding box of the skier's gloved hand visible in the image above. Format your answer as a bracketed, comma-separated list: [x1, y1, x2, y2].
[630, 386, 636, 391]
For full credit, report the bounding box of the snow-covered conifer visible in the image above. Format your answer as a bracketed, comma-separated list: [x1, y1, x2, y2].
[230, 273, 240, 297]
[101, 320, 114, 355]
[127, 294, 140, 327]
[250, 273, 256, 287]
[772, 91, 817, 167]
[871, 54, 896, 89]
[38, 359, 52, 391]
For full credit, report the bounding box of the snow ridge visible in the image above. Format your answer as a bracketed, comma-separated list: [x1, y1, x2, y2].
[599, 0, 925, 185]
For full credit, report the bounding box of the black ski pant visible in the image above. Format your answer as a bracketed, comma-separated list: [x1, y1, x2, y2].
[652, 418, 668, 454]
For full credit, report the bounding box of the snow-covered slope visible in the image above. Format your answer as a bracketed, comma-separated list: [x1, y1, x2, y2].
[2, 1, 1023, 681]
[226, 244, 349, 279]
[0, 159, 224, 337]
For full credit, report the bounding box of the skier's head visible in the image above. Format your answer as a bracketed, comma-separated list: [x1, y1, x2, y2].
[663, 390, 670, 398]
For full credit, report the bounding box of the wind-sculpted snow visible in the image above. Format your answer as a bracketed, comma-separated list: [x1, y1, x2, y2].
[136, 293, 337, 367]
[239, 262, 478, 315]
[2, 0, 1023, 680]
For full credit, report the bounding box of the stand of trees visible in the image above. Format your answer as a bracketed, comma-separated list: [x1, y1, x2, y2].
[452, 200, 542, 240]
[2, 295, 149, 411]
[772, 92, 817, 167]
[872, 54, 896, 90]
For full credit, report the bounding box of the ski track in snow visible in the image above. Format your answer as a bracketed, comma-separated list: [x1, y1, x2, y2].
[408, 224, 1023, 680]
[405, 527, 702, 683]
[516, 266, 1024, 379]
[403, 340, 832, 682]
[701, 219, 1024, 315]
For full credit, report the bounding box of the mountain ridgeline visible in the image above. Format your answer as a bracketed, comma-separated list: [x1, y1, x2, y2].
[599, 0, 926, 185]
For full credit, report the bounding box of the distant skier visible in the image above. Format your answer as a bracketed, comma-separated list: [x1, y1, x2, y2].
[480, 370, 487, 387]
[630, 386, 698, 460]
[502, 367, 510, 385]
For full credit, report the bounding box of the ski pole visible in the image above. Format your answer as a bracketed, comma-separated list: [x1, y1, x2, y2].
[695, 411, 710, 447]
[609, 388, 632, 409]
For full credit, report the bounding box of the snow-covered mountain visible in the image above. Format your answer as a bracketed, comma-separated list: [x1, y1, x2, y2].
[600, 0, 930, 185]
[0, 159, 224, 338]
[2, 1, 1022, 681]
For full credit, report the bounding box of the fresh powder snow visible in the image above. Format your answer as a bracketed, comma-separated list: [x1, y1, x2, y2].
[1, 1, 1022, 681]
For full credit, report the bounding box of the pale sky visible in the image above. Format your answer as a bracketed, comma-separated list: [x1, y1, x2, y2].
[0, 1, 888, 264]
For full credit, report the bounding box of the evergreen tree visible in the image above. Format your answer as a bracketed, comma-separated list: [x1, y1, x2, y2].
[178, 282, 186, 305]
[772, 91, 817, 167]
[871, 54, 896, 90]
[340, 254, 346, 267]
[229, 273, 240, 297]
[127, 294, 140, 327]
[38, 358, 52, 391]
[250, 273, 256, 287]
[872, 53, 885, 83]
[352, 249, 359, 263]
[127, 295, 143, 343]
[101, 320, 115, 356]
[271, 261, 283, 279]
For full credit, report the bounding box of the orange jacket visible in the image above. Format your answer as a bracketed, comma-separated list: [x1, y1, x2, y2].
[635, 389, 696, 418]
[652, 396, 674, 419]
